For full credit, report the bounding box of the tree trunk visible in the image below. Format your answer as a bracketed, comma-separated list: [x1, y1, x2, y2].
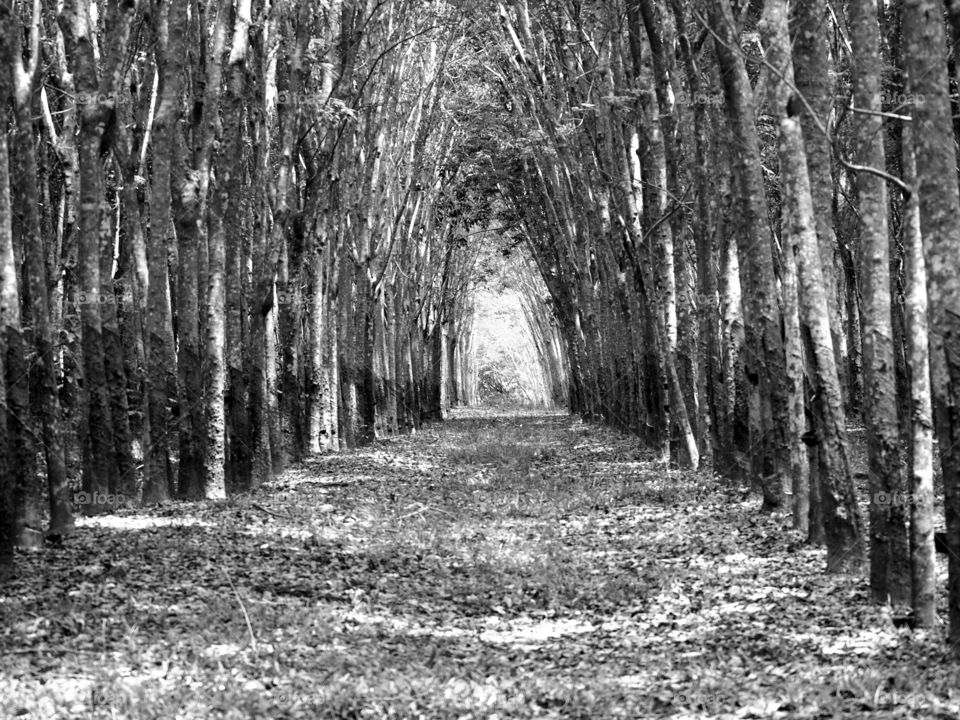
[172, 129, 205, 499]
[142, 1, 184, 503]
[204, 182, 228, 500]
[903, 0, 960, 646]
[671, 0, 720, 468]
[760, 0, 808, 530]
[902, 120, 936, 627]
[222, 0, 254, 492]
[780, 116, 865, 573]
[10, 9, 73, 535]
[850, 0, 911, 605]
[791, 0, 847, 404]
[709, 0, 792, 509]
[0, 46, 26, 573]
[62, 0, 142, 512]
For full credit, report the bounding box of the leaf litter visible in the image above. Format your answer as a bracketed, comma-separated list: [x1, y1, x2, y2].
[1, 407, 958, 719]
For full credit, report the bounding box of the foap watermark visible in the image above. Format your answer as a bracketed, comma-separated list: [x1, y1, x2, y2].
[873, 491, 930, 507]
[73, 90, 130, 107]
[74, 491, 128, 508]
[69, 283, 134, 306]
[274, 91, 329, 109]
[652, 687, 735, 713]
[675, 91, 723, 108]
[879, 91, 925, 108]
[837, 92, 926, 109]
[275, 288, 318, 306]
[89, 686, 129, 708]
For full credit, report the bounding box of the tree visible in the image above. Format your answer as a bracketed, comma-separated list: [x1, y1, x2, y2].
[3, 0, 956, 609]
[903, 0, 960, 647]
[850, 0, 911, 604]
[902, 120, 936, 626]
[707, 0, 793, 509]
[780, 113, 865, 574]
[0, 11, 23, 575]
[141, 1, 183, 503]
[60, 0, 139, 511]
[10, 0, 72, 536]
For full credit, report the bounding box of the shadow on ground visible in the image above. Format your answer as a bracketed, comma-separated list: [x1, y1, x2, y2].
[1, 408, 956, 719]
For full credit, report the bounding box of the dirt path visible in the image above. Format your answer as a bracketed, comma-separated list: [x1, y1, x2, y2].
[1, 409, 956, 718]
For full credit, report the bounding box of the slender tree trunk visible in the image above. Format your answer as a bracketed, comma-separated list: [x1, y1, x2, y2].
[903, 0, 960, 646]
[339, 260, 359, 447]
[222, 0, 254, 492]
[672, 0, 720, 468]
[640, 0, 700, 453]
[625, 107, 698, 468]
[323, 262, 341, 450]
[184, 0, 230, 499]
[112, 71, 151, 502]
[100, 201, 137, 502]
[62, 0, 142, 511]
[305, 246, 326, 452]
[850, 0, 911, 604]
[760, 0, 809, 529]
[709, 0, 792, 509]
[10, 10, 73, 535]
[0, 48, 25, 573]
[199, 166, 227, 501]
[73, 74, 119, 510]
[790, 0, 842, 540]
[791, 0, 847, 403]
[172, 131, 205, 498]
[902, 121, 936, 627]
[780, 116, 865, 573]
[142, 2, 187, 503]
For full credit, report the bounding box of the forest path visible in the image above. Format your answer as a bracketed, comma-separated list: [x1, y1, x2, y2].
[1, 409, 955, 718]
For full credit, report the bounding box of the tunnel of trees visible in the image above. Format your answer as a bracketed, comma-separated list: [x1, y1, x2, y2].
[2, 0, 960, 648]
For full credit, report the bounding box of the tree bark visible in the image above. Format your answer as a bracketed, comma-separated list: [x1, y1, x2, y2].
[143, 0, 183, 503]
[903, 0, 960, 646]
[708, 0, 792, 509]
[902, 120, 936, 627]
[10, 3, 73, 535]
[791, 0, 848, 406]
[850, 0, 911, 605]
[780, 117, 865, 573]
[0, 31, 26, 572]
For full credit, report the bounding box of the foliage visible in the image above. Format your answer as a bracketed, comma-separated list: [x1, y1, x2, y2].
[469, 234, 566, 408]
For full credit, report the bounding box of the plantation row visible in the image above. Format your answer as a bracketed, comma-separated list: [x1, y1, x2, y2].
[2, 0, 960, 652]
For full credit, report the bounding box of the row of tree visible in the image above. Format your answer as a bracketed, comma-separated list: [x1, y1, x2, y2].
[468, 240, 569, 407]
[458, 0, 959, 642]
[2, 0, 960, 649]
[0, 0, 487, 577]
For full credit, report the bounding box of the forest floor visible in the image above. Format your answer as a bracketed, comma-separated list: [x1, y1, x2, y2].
[1, 408, 959, 719]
